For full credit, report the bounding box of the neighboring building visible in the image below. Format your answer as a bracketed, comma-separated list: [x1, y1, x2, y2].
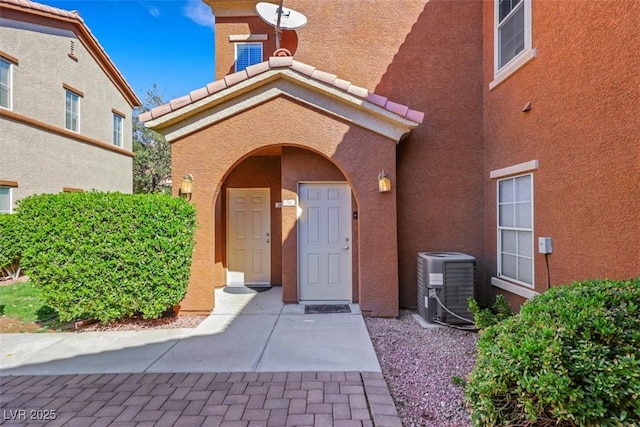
[0, 0, 140, 212]
[141, 0, 639, 316]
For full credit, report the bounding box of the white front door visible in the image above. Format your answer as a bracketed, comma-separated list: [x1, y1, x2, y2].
[299, 183, 352, 301]
[227, 188, 271, 286]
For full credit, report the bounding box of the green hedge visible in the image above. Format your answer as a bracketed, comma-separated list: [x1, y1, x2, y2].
[17, 192, 197, 322]
[465, 278, 640, 426]
[0, 213, 22, 279]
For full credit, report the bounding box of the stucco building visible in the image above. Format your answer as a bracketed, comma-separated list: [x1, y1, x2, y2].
[142, 0, 639, 316]
[0, 0, 140, 213]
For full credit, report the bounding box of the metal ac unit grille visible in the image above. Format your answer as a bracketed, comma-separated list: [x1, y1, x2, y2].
[442, 261, 475, 324]
[416, 252, 475, 324]
[417, 255, 427, 319]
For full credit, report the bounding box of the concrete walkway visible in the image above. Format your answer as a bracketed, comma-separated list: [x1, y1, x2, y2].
[0, 287, 402, 426]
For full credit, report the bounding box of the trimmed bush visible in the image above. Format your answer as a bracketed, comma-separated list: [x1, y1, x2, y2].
[468, 294, 515, 330]
[17, 192, 197, 322]
[0, 213, 22, 280]
[465, 278, 640, 427]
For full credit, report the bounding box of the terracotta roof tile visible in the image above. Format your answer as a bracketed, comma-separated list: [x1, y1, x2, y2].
[333, 78, 351, 91]
[138, 111, 152, 123]
[310, 69, 337, 85]
[246, 61, 270, 77]
[224, 70, 249, 87]
[291, 60, 316, 77]
[366, 92, 388, 108]
[170, 95, 192, 110]
[142, 57, 424, 125]
[0, 0, 140, 106]
[1, 0, 81, 20]
[206, 80, 227, 95]
[190, 87, 209, 103]
[405, 109, 425, 123]
[346, 84, 369, 99]
[151, 103, 172, 119]
[384, 100, 410, 117]
[269, 56, 294, 68]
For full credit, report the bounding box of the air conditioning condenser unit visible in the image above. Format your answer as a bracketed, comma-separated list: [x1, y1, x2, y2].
[417, 252, 475, 325]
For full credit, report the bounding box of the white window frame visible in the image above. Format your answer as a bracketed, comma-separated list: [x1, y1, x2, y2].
[234, 42, 263, 72]
[0, 187, 12, 214]
[65, 90, 80, 132]
[112, 112, 124, 147]
[491, 0, 535, 89]
[0, 58, 12, 110]
[497, 173, 534, 288]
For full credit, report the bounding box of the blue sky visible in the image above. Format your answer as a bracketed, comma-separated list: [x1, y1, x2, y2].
[46, 0, 216, 104]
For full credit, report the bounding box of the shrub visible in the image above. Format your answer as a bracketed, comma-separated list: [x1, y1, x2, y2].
[0, 214, 22, 280]
[468, 294, 515, 330]
[17, 192, 197, 322]
[465, 278, 640, 426]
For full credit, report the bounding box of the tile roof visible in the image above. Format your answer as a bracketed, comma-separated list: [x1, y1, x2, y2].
[0, 0, 81, 20]
[0, 0, 141, 106]
[139, 56, 425, 125]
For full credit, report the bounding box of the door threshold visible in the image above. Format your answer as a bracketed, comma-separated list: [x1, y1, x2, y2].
[299, 300, 352, 305]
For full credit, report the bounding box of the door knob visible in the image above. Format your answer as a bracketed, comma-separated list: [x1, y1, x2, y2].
[266, 232, 270, 244]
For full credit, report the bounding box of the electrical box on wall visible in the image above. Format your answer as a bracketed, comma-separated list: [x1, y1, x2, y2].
[538, 237, 553, 254]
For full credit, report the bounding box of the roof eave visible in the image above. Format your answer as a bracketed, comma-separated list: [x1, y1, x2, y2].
[0, 1, 141, 107]
[145, 68, 420, 143]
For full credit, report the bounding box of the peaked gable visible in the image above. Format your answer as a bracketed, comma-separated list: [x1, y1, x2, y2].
[141, 56, 424, 142]
[0, 0, 141, 107]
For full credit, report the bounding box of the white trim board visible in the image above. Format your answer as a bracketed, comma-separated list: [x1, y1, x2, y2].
[491, 277, 539, 300]
[490, 159, 539, 179]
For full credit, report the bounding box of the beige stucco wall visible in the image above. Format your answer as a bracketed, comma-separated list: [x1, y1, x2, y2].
[2, 119, 133, 202]
[0, 17, 133, 205]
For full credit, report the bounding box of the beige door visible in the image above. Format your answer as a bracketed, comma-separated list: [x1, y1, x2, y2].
[298, 183, 352, 300]
[227, 188, 270, 286]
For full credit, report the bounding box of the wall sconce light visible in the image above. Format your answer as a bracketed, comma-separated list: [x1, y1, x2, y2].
[378, 171, 391, 193]
[180, 174, 193, 199]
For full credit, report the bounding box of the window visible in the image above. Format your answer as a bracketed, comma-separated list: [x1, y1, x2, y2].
[498, 174, 533, 286]
[112, 113, 123, 146]
[493, 0, 533, 85]
[235, 43, 263, 72]
[0, 59, 11, 109]
[65, 90, 80, 132]
[0, 187, 11, 214]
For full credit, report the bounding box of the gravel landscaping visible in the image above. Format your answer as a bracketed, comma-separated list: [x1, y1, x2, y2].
[365, 310, 478, 427]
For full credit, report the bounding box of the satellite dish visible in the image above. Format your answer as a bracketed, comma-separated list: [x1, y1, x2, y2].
[256, 2, 307, 31]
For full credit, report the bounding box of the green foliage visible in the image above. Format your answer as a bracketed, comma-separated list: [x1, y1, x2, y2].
[0, 214, 22, 279]
[133, 84, 171, 194]
[0, 281, 58, 326]
[465, 278, 640, 427]
[17, 192, 197, 323]
[468, 294, 515, 330]
[452, 375, 467, 388]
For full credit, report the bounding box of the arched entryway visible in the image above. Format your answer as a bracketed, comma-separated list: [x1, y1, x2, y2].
[142, 60, 422, 316]
[214, 145, 361, 304]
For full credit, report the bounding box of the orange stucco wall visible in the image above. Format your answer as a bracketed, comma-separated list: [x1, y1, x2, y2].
[215, 0, 485, 309]
[186, 0, 638, 314]
[172, 96, 400, 316]
[482, 0, 640, 305]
